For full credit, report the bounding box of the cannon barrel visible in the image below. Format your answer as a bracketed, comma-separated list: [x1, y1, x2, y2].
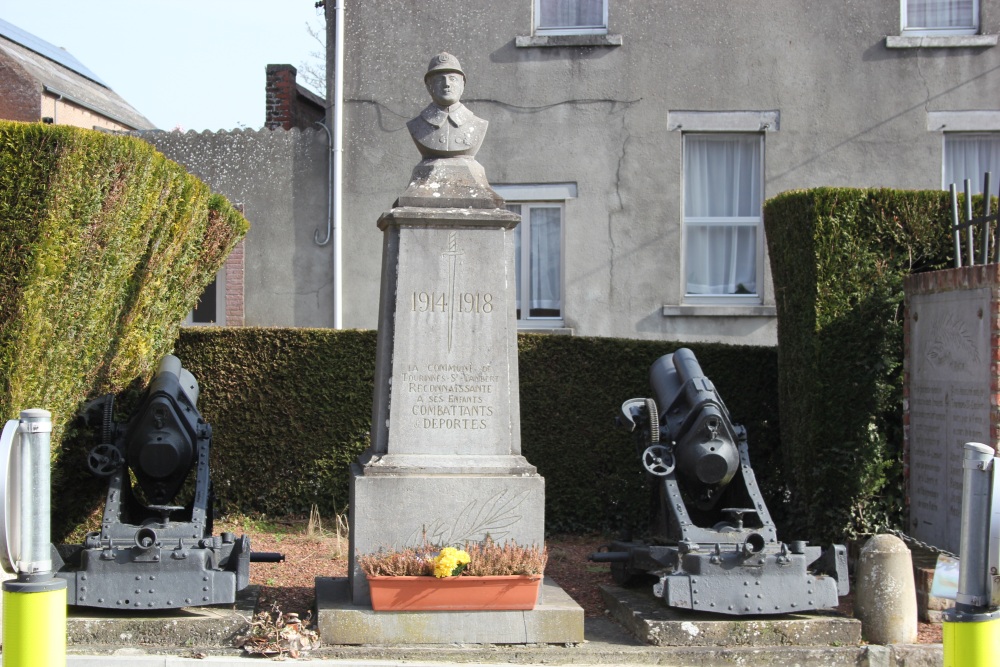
[649, 348, 739, 487]
[125, 355, 203, 505]
[588, 551, 631, 563]
[250, 551, 286, 563]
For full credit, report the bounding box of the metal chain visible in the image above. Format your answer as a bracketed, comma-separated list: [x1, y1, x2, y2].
[889, 529, 959, 559]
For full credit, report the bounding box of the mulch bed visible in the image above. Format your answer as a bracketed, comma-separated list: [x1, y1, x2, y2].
[221, 518, 943, 644]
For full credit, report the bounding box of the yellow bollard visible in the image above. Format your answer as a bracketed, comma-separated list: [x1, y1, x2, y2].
[943, 610, 1000, 667]
[2, 578, 67, 666]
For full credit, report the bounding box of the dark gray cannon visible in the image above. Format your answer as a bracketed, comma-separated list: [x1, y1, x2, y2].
[591, 348, 848, 615]
[55, 355, 282, 610]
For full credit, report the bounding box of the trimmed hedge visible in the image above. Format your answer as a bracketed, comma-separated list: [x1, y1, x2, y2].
[0, 121, 247, 526]
[764, 187, 991, 542]
[79, 328, 782, 537]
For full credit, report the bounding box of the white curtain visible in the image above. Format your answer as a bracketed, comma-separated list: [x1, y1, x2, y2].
[684, 135, 761, 296]
[539, 0, 604, 28]
[906, 0, 975, 29]
[529, 207, 561, 312]
[945, 134, 1000, 193]
[506, 203, 561, 317]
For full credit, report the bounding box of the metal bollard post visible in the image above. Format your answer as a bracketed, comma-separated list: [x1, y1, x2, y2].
[943, 442, 1000, 667]
[1, 409, 66, 667]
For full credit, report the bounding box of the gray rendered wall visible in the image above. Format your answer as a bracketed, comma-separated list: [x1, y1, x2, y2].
[329, 1, 1000, 344]
[143, 129, 332, 327]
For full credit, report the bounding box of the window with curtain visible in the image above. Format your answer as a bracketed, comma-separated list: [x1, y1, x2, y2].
[505, 203, 563, 321]
[536, 0, 607, 34]
[903, 0, 978, 34]
[944, 133, 1000, 193]
[683, 134, 762, 299]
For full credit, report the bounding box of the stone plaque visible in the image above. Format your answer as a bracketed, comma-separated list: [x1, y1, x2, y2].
[907, 288, 991, 553]
[387, 226, 517, 458]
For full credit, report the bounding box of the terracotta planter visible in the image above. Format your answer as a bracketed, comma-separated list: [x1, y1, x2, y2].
[367, 574, 542, 611]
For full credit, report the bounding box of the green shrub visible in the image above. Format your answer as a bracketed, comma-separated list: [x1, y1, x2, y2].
[75, 328, 781, 537]
[764, 187, 992, 542]
[0, 121, 247, 534]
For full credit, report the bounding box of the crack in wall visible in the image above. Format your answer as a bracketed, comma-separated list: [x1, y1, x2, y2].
[610, 102, 634, 311]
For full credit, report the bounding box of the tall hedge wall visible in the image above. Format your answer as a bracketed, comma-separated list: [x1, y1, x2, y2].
[764, 187, 989, 543]
[51, 328, 781, 537]
[0, 121, 248, 462]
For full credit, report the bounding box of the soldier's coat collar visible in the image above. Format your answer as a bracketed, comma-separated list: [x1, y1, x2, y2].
[421, 103, 472, 128]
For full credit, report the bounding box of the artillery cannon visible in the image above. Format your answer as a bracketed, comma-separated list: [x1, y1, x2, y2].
[55, 355, 282, 609]
[591, 348, 848, 615]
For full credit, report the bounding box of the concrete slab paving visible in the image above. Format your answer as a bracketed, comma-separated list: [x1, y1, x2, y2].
[51, 583, 942, 667]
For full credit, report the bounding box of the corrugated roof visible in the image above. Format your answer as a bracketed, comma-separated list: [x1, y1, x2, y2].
[0, 17, 106, 87]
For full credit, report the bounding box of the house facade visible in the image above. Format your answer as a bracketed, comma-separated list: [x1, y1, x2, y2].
[321, 0, 1000, 344]
[0, 18, 154, 132]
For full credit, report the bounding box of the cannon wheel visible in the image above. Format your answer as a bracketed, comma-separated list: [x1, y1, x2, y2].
[87, 444, 123, 477]
[642, 445, 675, 477]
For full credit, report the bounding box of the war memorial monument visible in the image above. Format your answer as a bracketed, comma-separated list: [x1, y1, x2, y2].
[315, 53, 583, 644]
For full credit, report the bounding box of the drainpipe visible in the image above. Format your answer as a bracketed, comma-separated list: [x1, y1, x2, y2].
[332, 0, 345, 329]
[314, 0, 344, 330]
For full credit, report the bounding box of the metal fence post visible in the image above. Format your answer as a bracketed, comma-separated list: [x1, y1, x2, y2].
[1, 409, 66, 666]
[942, 442, 1000, 667]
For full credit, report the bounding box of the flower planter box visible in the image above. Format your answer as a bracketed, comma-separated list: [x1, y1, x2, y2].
[367, 574, 542, 611]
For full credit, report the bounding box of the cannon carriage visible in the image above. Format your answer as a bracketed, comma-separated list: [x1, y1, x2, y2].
[54, 355, 281, 610]
[592, 348, 848, 615]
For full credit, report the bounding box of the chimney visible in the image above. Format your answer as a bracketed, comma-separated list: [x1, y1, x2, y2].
[265, 64, 298, 130]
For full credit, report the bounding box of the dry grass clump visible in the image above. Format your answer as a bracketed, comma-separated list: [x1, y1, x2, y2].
[464, 539, 547, 576]
[357, 546, 434, 576]
[358, 538, 547, 577]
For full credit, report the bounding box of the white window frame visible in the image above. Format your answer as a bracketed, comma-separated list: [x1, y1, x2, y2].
[495, 183, 574, 328]
[681, 133, 765, 306]
[185, 266, 226, 326]
[534, 0, 608, 36]
[901, 0, 979, 36]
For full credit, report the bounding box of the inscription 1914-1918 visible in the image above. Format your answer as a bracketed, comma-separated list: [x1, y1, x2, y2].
[411, 291, 494, 313]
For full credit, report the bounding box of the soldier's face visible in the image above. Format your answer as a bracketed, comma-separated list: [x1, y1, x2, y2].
[426, 72, 464, 107]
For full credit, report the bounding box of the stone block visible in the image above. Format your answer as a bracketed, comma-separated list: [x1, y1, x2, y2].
[316, 576, 583, 644]
[65, 585, 255, 646]
[600, 584, 861, 647]
[348, 467, 544, 604]
[854, 535, 918, 644]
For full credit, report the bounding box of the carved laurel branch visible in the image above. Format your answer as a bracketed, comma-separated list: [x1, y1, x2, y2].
[408, 489, 530, 547]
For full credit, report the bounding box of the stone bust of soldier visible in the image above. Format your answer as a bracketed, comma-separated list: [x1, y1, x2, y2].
[407, 52, 488, 160]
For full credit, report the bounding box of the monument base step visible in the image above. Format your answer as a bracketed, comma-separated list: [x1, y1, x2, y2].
[65, 585, 256, 647]
[601, 583, 862, 647]
[316, 576, 584, 644]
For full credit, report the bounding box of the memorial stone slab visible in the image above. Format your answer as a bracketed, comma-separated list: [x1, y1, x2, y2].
[905, 270, 997, 555]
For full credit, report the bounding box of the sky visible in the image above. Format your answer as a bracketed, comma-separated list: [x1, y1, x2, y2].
[2, 0, 326, 131]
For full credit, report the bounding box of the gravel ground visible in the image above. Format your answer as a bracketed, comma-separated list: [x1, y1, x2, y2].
[220, 516, 942, 644]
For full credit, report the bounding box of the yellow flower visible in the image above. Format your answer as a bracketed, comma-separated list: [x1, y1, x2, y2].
[432, 547, 471, 578]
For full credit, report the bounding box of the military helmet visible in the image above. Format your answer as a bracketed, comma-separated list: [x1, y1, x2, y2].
[425, 52, 465, 81]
